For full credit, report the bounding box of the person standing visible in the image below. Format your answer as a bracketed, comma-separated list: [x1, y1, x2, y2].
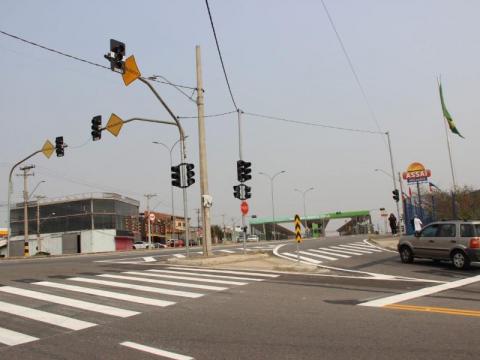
[388, 213, 397, 235]
[413, 216, 423, 236]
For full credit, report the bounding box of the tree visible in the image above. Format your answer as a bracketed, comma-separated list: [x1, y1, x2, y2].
[211, 225, 224, 242]
[420, 186, 480, 220]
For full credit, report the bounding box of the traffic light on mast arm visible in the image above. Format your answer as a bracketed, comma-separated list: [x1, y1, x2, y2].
[392, 189, 400, 202]
[104, 39, 125, 72]
[237, 160, 252, 182]
[55, 136, 64, 157]
[91, 115, 102, 141]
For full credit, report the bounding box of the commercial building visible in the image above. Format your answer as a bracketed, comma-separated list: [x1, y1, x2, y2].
[6, 193, 139, 256]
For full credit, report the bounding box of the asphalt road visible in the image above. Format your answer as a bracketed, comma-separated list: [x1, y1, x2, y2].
[0, 236, 479, 359]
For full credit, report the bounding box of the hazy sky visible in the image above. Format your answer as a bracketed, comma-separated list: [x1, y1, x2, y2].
[1, 0, 479, 231]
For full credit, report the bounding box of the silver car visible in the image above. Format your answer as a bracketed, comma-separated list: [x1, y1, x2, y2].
[398, 220, 480, 269]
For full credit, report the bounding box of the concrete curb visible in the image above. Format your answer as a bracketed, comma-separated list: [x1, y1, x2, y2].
[369, 238, 399, 251]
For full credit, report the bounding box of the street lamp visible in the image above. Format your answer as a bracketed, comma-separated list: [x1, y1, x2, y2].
[294, 187, 314, 235]
[374, 168, 393, 179]
[28, 180, 46, 200]
[153, 138, 184, 247]
[258, 170, 286, 241]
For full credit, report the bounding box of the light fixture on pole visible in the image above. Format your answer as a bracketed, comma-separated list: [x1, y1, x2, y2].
[259, 170, 286, 241]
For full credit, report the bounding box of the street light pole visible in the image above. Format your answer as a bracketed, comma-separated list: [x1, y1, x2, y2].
[153, 139, 183, 247]
[259, 171, 285, 241]
[144, 194, 157, 249]
[385, 132, 402, 235]
[294, 187, 314, 236]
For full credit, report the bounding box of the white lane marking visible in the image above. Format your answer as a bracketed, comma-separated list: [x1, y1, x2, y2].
[34, 281, 175, 307]
[166, 267, 279, 278]
[173, 254, 186, 258]
[327, 246, 364, 255]
[299, 251, 337, 261]
[143, 257, 157, 262]
[146, 269, 266, 282]
[360, 274, 480, 307]
[345, 243, 382, 252]
[0, 286, 138, 318]
[68, 277, 203, 299]
[310, 249, 351, 258]
[363, 239, 398, 253]
[120, 341, 193, 360]
[100, 273, 227, 291]
[130, 272, 246, 286]
[332, 245, 373, 254]
[217, 250, 235, 254]
[0, 327, 38, 346]
[282, 252, 322, 264]
[0, 300, 96, 331]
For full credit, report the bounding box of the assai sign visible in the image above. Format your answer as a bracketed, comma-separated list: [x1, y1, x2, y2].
[402, 162, 431, 184]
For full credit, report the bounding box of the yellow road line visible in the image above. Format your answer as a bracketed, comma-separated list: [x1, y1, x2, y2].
[385, 304, 480, 318]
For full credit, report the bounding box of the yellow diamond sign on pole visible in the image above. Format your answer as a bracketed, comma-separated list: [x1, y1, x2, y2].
[122, 55, 141, 86]
[106, 113, 124, 137]
[41, 140, 54, 159]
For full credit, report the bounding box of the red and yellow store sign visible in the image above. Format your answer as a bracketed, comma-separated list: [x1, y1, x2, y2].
[402, 162, 431, 184]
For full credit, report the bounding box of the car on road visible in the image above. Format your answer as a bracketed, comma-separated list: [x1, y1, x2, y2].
[247, 234, 259, 242]
[398, 220, 480, 269]
[132, 241, 149, 250]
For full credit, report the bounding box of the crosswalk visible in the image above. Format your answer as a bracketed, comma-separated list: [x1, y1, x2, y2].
[280, 241, 387, 265]
[0, 267, 278, 348]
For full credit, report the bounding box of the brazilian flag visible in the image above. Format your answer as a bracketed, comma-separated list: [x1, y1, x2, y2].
[439, 82, 464, 138]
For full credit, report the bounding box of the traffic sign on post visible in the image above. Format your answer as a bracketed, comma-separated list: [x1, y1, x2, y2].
[106, 113, 124, 137]
[41, 140, 54, 159]
[241, 201, 249, 215]
[148, 213, 155, 222]
[294, 214, 302, 243]
[122, 55, 141, 86]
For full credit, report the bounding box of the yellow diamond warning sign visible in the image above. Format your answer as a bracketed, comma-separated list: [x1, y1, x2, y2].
[294, 214, 302, 243]
[41, 140, 54, 159]
[122, 55, 141, 86]
[106, 113, 124, 137]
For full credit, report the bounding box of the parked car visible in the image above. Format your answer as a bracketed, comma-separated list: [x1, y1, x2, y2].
[167, 239, 184, 247]
[247, 234, 259, 242]
[153, 242, 167, 249]
[397, 220, 480, 269]
[132, 241, 149, 250]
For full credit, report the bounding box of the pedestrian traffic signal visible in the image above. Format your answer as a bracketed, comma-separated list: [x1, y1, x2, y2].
[186, 163, 195, 187]
[105, 39, 125, 72]
[171, 165, 181, 188]
[237, 160, 252, 182]
[392, 189, 400, 202]
[55, 136, 64, 157]
[91, 115, 102, 141]
[233, 185, 241, 199]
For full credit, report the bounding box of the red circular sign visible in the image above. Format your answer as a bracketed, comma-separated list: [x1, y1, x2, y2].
[240, 201, 249, 215]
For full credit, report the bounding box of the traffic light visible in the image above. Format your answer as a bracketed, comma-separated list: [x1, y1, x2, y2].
[392, 189, 400, 202]
[233, 185, 241, 199]
[171, 165, 181, 188]
[186, 163, 195, 187]
[105, 39, 125, 72]
[244, 185, 252, 199]
[91, 115, 102, 141]
[55, 136, 64, 157]
[237, 160, 252, 182]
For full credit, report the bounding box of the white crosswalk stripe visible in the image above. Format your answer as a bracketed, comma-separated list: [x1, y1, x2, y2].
[343, 243, 382, 252]
[136, 272, 248, 286]
[0, 327, 38, 346]
[68, 277, 204, 298]
[0, 300, 96, 331]
[334, 245, 375, 253]
[299, 251, 337, 261]
[146, 269, 267, 281]
[217, 249, 235, 254]
[327, 246, 365, 255]
[310, 249, 351, 258]
[282, 252, 322, 264]
[173, 254, 186, 258]
[99, 273, 227, 291]
[0, 286, 138, 318]
[165, 267, 279, 278]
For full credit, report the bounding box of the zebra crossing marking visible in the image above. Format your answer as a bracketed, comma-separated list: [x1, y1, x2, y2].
[0, 286, 138, 318]
[0, 327, 38, 346]
[299, 250, 337, 261]
[328, 246, 366, 255]
[282, 252, 322, 264]
[165, 267, 279, 278]
[137, 271, 248, 286]
[145, 269, 266, 282]
[0, 300, 96, 331]
[335, 245, 375, 253]
[310, 249, 351, 258]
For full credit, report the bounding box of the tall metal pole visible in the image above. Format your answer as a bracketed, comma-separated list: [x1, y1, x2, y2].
[385, 132, 402, 235]
[443, 118, 458, 218]
[20, 165, 35, 256]
[237, 109, 247, 254]
[398, 172, 406, 233]
[295, 187, 313, 236]
[196, 46, 213, 257]
[259, 171, 285, 241]
[35, 195, 46, 253]
[144, 194, 156, 249]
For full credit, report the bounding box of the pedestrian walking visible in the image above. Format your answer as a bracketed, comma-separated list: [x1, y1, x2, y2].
[388, 213, 397, 235]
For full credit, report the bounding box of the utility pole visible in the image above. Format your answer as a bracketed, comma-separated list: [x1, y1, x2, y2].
[385, 131, 402, 235]
[144, 194, 157, 249]
[231, 217, 236, 243]
[221, 214, 226, 243]
[195, 208, 201, 245]
[18, 165, 35, 256]
[35, 195, 46, 253]
[196, 46, 213, 257]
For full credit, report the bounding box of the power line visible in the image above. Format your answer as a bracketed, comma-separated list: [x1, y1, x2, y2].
[0, 29, 195, 98]
[204, 0, 238, 110]
[178, 110, 237, 119]
[319, 1, 384, 137]
[243, 111, 384, 135]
